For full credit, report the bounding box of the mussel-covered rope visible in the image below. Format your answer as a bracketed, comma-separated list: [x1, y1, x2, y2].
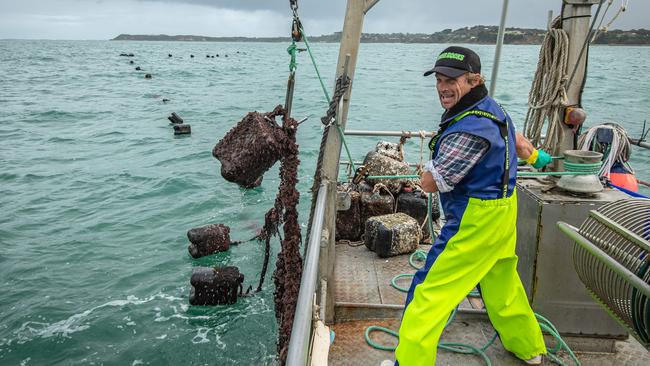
[267, 106, 302, 365]
[305, 73, 353, 254]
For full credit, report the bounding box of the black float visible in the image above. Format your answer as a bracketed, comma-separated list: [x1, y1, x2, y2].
[212, 108, 288, 188]
[167, 112, 183, 124]
[189, 266, 244, 305]
[187, 224, 229, 258]
[173, 124, 191, 135]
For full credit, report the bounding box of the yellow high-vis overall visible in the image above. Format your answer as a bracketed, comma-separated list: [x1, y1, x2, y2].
[395, 98, 546, 365]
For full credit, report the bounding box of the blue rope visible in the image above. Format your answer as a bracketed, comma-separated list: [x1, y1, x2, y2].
[608, 182, 650, 199]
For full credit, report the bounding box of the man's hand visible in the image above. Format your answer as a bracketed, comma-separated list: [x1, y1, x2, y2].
[532, 149, 552, 169]
[515, 132, 553, 169]
[515, 132, 535, 160]
[420, 171, 438, 193]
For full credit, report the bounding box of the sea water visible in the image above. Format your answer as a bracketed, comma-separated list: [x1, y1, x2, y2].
[0, 40, 648, 365]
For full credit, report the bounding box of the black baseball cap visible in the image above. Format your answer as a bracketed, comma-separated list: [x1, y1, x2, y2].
[423, 46, 481, 78]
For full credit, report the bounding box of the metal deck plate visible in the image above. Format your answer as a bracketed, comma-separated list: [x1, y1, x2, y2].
[328, 318, 650, 366]
[329, 240, 650, 364]
[334, 242, 473, 321]
[334, 242, 429, 306]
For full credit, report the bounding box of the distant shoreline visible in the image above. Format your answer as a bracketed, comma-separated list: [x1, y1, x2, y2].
[112, 26, 650, 45]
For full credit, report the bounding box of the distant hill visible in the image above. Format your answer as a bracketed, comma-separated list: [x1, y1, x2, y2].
[112, 34, 287, 42]
[112, 26, 650, 45]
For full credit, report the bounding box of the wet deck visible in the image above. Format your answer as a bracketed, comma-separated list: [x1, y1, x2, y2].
[329, 242, 650, 365]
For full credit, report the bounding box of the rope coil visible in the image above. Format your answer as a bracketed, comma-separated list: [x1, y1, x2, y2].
[578, 123, 633, 178]
[523, 27, 570, 153]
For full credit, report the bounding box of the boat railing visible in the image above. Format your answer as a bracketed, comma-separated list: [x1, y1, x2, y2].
[286, 182, 329, 366]
[287, 129, 434, 365]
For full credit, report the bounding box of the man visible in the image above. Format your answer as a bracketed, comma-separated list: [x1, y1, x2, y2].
[392, 46, 550, 366]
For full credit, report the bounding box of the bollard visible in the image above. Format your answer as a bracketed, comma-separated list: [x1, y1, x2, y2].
[187, 224, 230, 258]
[189, 266, 244, 305]
[173, 124, 191, 135]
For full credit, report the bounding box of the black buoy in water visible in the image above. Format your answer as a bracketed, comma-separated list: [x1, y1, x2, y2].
[189, 266, 244, 305]
[167, 112, 184, 124]
[162, 98, 170, 103]
[173, 124, 191, 135]
[129, 60, 134, 64]
[144, 74, 152, 79]
[135, 66, 142, 71]
[190, 54, 194, 58]
[168, 53, 172, 57]
[187, 224, 229, 258]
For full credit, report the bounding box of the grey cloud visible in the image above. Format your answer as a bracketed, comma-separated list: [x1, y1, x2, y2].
[1, 0, 648, 40]
[136, 0, 649, 32]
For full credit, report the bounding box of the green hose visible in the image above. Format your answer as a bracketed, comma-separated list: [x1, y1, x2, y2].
[408, 250, 427, 269]
[562, 161, 601, 174]
[427, 193, 436, 242]
[535, 314, 581, 366]
[366, 174, 421, 180]
[518, 171, 597, 177]
[364, 307, 497, 366]
[364, 326, 399, 351]
[390, 273, 414, 292]
[365, 311, 580, 366]
[518, 160, 602, 177]
[375, 249, 582, 366]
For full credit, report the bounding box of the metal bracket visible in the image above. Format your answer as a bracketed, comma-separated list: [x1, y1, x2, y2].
[364, 0, 380, 14]
[563, 0, 602, 5]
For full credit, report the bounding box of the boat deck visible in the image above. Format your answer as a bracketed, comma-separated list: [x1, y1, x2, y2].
[328, 242, 650, 365]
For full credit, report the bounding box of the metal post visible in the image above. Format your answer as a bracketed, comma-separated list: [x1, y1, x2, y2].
[285, 71, 296, 117]
[344, 129, 436, 137]
[555, 0, 600, 162]
[547, 10, 554, 30]
[489, 0, 509, 97]
[628, 138, 650, 150]
[318, 0, 374, 323]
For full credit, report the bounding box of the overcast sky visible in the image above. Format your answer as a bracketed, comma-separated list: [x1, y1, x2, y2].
[0, 0, 647, 40]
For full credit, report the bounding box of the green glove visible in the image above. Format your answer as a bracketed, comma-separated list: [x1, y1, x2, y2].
[532, 149, 552, 169]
